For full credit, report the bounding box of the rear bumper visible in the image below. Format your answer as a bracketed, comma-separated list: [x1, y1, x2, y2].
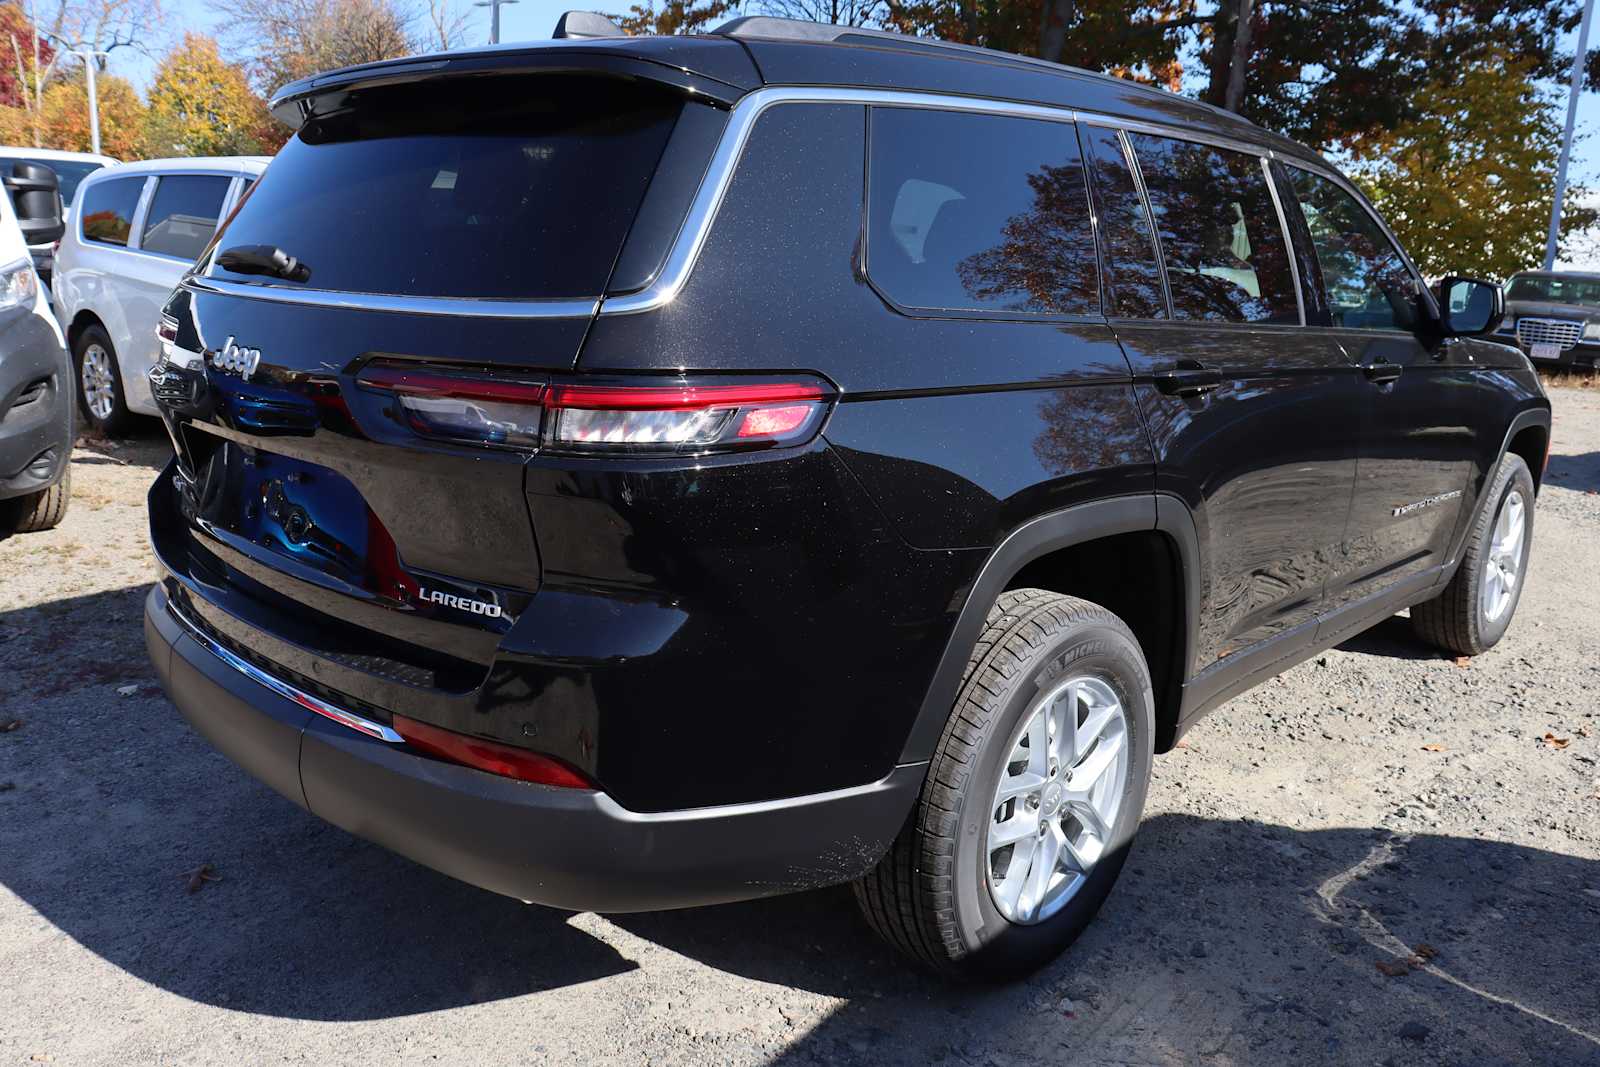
[0, 304, 71, 501]
[146, 582, 922, 912]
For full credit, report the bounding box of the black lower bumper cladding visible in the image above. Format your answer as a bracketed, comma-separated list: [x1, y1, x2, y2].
[146, 584, 923, 911]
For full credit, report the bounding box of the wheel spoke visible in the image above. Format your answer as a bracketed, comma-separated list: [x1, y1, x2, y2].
[1067, 728, 1125, 795]
[1060, 820, 1105, 871]
[989, 808, 1040, 848]
[1074, 703, 1119, 767]
[1018, 825, 1061, 921]
[1048, 684, 1077, 766]
[995, 770, 1046, 803]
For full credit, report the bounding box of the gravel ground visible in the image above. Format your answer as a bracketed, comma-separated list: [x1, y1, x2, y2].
[2, 387, 1598, 1067]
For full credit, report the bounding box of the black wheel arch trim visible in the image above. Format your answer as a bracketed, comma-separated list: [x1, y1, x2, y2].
[897, 492, 1202, 764]
[1440, 404, 1551, 579]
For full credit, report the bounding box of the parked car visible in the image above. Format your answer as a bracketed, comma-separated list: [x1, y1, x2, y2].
[0, 146, 115, 290]
[53, 156, 267, 434]
[141, 17, 1549, 979]
[1497, 269, 1600, 368]
[0, 161, 71, 533]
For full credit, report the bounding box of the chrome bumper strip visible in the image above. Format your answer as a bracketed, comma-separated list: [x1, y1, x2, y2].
[167, 598, 405, 743]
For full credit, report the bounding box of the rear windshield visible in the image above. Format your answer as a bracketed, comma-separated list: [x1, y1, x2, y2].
[1505, 274, 1600, 308]
[209, 75, 681, 300]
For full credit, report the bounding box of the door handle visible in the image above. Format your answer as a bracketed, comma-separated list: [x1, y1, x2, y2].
[1362, 359, 1403, 385]
[1153, 361, 1222, 398]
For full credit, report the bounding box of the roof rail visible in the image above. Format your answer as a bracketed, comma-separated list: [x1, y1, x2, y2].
[553, 10, 625, 38]
[709, 15, 1245, 125]
[710, 15, 1075, 75]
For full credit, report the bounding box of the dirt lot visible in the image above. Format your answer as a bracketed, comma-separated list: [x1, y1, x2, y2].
[3, 385, 1599, 1067]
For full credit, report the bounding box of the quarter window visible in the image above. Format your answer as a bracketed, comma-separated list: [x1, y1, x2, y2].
[140, 175, 231, 261]
[867, 107, 1099, 316]
[1127, 134, 1298, 325]
[78, 176, 144, 247]
[1285, 167, 1418, 331]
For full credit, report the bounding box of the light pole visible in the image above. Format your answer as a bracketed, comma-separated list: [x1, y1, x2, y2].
[474, 0, 519, 44]
[69, 49, 110, 156]
[1546, 0, 1596, 270]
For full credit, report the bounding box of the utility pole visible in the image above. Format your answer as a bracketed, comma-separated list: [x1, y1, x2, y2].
[1547, 0, 1596, 271]
[474, 0, 519, 44]
[69, 49, 110, 155]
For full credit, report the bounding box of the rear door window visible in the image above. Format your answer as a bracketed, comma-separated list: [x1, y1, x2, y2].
[209, 75, 681, 300]
[866, 107, 1099, 317]
[1284, 166, 1419, 331]
[78, 176, 145, 247]
[1079, 125, 1166, 319]
[1128, 134, 1298, 324]
[140, 175, 231, 261]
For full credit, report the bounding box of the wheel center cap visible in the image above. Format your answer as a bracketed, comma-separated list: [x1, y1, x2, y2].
[1041, 783, 1064, 817]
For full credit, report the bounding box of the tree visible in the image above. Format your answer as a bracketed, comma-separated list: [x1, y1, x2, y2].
[1347, 53, 1599, 279]
[41, 70, 143, 157]
[214, 0, 415, 94]
[612, 0, 737, 34]
[142, 33, 270, 156]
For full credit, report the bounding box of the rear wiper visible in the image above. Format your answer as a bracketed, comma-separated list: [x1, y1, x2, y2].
[215, 244, 311, 283]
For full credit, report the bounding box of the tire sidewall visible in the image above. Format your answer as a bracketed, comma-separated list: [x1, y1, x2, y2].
[72, 326, 127, 435]
[1464, 456, 1535, 649]
[950, 620, 1154, 976]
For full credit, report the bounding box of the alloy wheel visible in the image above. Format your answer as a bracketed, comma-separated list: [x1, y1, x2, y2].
[80, 343, 115, 422]
[1481, 488, 1526, 624]
[986, 675, 1129, 925]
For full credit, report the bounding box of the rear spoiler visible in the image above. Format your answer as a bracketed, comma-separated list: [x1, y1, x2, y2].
[267, 37, 759, 127]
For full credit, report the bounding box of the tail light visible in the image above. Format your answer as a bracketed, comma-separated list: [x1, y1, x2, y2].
[393, 714, 596, 789]
[356, 363, 834, 456]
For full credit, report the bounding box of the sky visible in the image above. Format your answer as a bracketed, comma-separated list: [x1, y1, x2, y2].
[102, 0, 1600, 267]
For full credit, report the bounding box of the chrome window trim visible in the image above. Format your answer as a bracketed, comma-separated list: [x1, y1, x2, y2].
[167, 597, 406, 744]
[602, 87, 1094, 317]
[600, 85, 1318, 319]
[182, 276, 600, 319]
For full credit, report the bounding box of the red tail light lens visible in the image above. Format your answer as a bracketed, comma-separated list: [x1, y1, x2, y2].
[392, 714, 596, 789]
[356, 364, 833, 456]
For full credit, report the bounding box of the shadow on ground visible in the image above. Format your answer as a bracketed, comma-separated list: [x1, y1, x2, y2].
[1545, 449, 1600, 494]
[3, 579, 1598, 1065]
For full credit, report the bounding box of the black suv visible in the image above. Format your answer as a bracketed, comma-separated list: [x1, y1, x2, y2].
[143, 17, 1549, 979]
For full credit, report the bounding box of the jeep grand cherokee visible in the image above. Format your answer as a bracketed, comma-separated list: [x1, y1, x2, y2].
[143, 15, 1550, 979]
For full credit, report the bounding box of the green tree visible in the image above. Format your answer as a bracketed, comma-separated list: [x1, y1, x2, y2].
[1347, 54, 1598, 279]
[142, 33, 270, 156]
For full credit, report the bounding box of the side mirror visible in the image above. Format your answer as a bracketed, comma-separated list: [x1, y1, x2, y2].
[1437, 275, 1504, 337]
[4, 161, 64, 246]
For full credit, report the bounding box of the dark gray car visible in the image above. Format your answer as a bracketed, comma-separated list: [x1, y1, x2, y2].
[0, 162, 71, 534]
[1499, 270, 1600, 368]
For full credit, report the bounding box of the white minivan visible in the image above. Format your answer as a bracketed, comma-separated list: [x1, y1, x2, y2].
[53, 156, 268, 433]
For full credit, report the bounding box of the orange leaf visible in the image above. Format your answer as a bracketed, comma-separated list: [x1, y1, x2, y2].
[1453, 656, 1472, 668]
[1376, 959, 1413, 977]
[1421, 743, 1446, 752]
[1543, 733, 1571, 749]
[1413, 943, 1439, 961]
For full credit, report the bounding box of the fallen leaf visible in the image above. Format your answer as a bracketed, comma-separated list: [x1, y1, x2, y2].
[1421, 743, 1447, 752]
[1544, 733, 1572, 750]
[115, 684, 139, 697]
[1376, 959, 1413, 977]
[182, 863, 221, 894]
[1579, 725, 1593, 738]
[1413, 943, 1439, 961]
[0, 719, 22, 732]
[1175, 738, 1190, 749]
[1453, 656, 1472, 668]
